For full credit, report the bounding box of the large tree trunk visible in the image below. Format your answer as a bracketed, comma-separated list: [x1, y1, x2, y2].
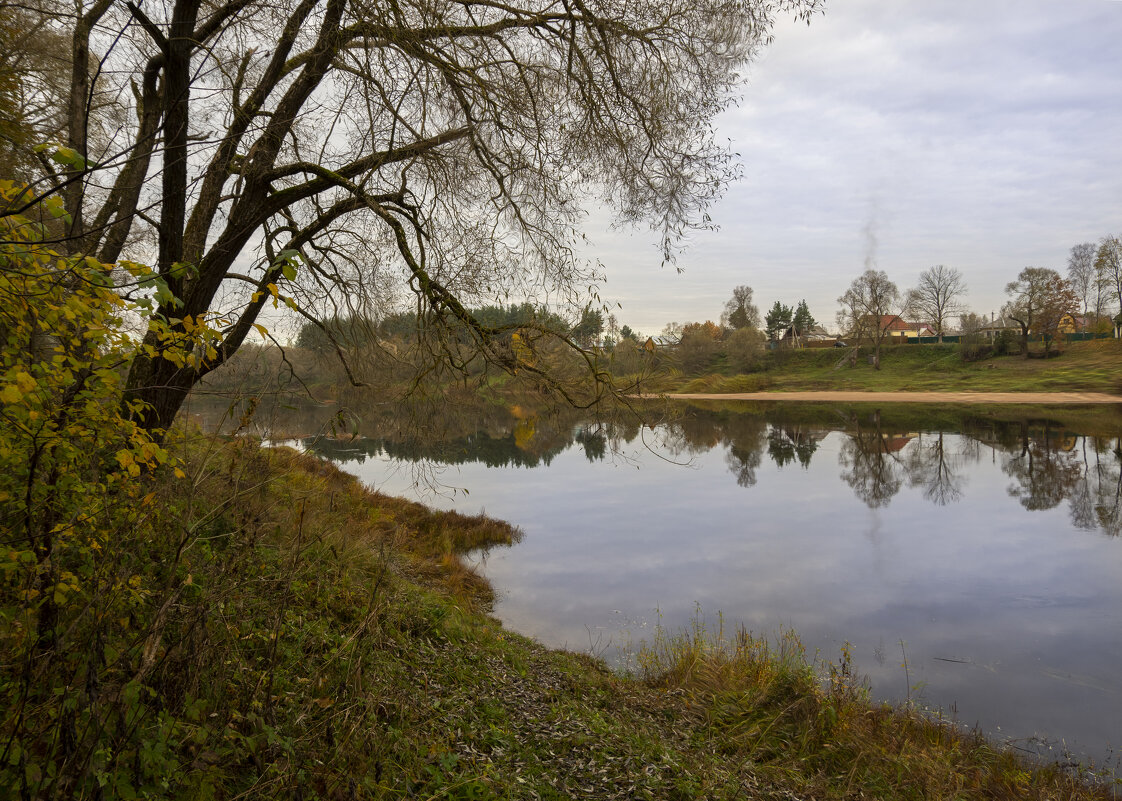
[123, 349, 197, 434]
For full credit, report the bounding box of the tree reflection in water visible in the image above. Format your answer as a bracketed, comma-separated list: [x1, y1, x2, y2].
[262, 398, 1122, 538]
[1001, 422, 1084, 512]
[704, 413, 1121, 536]
[1072, 437, 1122, 537]
[903, 432, 971, 506]
[722, 416, 767, 488]
[767, 425, 822, 470]
[574, 427, 608, 463]
[837, 412, 904, 509]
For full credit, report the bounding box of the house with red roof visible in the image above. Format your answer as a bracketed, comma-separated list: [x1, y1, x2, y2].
[876, 315, 935, 339]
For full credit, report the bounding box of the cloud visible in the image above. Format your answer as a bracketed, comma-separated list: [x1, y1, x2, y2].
[587, 0, 1122, 332]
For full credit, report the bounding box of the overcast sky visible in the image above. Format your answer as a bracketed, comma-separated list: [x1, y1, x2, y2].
[584, 0, 1122, 336]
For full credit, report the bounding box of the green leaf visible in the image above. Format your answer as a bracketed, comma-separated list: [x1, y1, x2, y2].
[151, 278, 182, 309]
[48, 146, 87, 170]
[168, 261, 196, 280]
[43, 196, 72, 224]
[275, 249, 300, 281]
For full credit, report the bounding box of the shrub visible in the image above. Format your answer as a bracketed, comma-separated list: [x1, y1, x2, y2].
[960, 340, 994, 363]
[0, 181, 225, 798]
[994, 329, 1016, 356]
[724, 327, 766, 373]
[678, 330, 721, 373]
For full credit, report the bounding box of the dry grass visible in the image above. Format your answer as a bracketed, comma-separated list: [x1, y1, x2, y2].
[635, 614, 1119, 800]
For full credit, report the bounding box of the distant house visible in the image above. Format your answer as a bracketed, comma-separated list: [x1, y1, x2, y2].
[779, 324, 837, 348]
[852, 315, 935, 340]
[975, 315, 1020, 341]
[1058, 313, 1087, 334]
[876, 315, 935, 339]
[642, 336, 677, 353]
[880, 433, 916, 453]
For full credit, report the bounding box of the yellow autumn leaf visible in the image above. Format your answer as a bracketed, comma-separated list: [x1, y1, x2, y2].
[13, 371, 36, 393]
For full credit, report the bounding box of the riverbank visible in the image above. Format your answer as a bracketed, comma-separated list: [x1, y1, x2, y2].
[91, 435, 1116, 799]
[650, 339, 1122, 396]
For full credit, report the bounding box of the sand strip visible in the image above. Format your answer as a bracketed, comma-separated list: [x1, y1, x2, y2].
[654, 391, 1122, 405]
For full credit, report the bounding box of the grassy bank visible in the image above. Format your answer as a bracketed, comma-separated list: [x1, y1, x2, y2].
[649, 339, 1122, 396]
[656, 398, 1122, 440]
[12, 430, 1113, 799]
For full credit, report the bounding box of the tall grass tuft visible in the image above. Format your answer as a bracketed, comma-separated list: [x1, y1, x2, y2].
[634, 611, 1117, 800]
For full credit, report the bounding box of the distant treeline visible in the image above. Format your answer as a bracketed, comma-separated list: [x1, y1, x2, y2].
[294, 303, 605, 353]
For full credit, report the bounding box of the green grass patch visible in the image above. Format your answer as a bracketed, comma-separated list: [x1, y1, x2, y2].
[658, 340, 1122, 395]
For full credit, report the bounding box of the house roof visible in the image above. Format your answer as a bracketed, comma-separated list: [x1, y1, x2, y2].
[780, 324, 835, 340]
[880, 435, 914, 453]
[876, 316, 935, 335]
[977, 316, 1018, 331]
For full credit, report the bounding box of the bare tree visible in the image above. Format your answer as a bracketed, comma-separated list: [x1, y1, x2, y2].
[3, 0, 824, 431]
[721, 284, 760, 331]
[1066, 242, 1097, 330]
[904, 265, 966, 341]
[836, 269, 900, 369]
[1096, 235, 1122, 319]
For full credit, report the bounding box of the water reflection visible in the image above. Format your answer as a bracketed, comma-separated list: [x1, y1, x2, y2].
[1002, 424, 1085, 513]
[307, 409, 1122, 537]
[767, 425, 823, 470]
[837, 418, 907, 508]
[905, 432, 968, 505]
[1072, 439, 1122, 537]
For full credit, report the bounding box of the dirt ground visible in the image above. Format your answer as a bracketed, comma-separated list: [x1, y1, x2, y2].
[658, 391, 1122, 405]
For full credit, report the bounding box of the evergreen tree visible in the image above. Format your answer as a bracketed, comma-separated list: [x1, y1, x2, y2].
[792, 299, 817, 335]
[765, 301, 793, 340]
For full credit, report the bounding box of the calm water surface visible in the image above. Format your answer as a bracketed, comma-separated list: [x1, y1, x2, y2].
[302, 405, 1122, 770]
